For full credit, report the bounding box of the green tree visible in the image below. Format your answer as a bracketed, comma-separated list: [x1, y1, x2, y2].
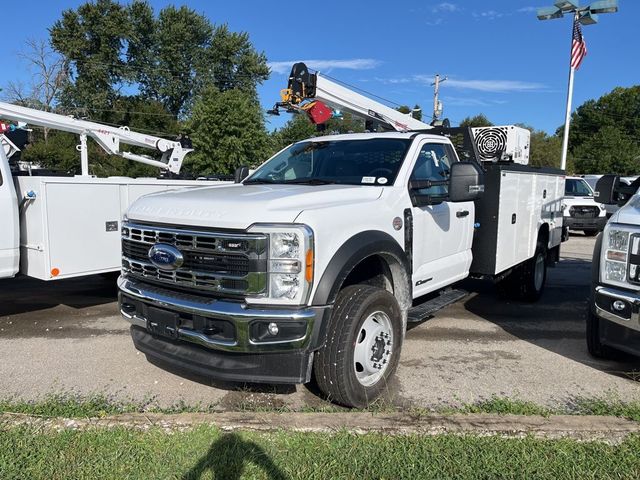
[396, 104, 422, 121]
[571, 125, 640, 175]
[567, 86, 640, 175]
[50, 0, 131, 116]
[185, 87, 272, 175]
[271, 114, 317, 152]
[459, 114, 493, 128]
[517, 124, 562, 169]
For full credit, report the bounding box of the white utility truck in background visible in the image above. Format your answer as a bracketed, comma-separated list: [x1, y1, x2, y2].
[0, 102, 226, 281]
[118, 63, 565, 407]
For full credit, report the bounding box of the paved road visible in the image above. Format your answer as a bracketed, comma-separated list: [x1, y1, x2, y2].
[1, 234, 638, 410]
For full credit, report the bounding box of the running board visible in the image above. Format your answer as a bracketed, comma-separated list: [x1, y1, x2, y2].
[407, 288, 469, 323]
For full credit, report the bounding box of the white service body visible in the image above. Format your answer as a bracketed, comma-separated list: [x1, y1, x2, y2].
[11, 174, 226, 280]
[470, 165, 564, 275]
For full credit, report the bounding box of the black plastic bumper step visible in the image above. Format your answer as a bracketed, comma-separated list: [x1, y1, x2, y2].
[407, 288, 469, 323]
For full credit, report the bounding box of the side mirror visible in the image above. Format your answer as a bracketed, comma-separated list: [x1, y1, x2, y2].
[234, 165, 250, 183]
[449, 162, 484, 202]
[594, 175, 619, 204]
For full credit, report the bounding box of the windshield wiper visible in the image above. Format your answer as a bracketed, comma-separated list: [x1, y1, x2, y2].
[243, 178, 277, 184]
[281, 178, 338, 185]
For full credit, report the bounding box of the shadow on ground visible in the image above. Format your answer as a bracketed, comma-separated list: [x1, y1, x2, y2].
[461, 256, 640, 382]
[0, 274, 118, 317]
[182, 433, 288, 480]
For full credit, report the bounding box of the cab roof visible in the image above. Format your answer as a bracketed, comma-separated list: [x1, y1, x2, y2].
[301, 131, 448, 143]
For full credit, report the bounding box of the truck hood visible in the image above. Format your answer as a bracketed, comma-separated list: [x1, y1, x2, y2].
[610, 193, 640, 227]
[126, 183, 384, 229]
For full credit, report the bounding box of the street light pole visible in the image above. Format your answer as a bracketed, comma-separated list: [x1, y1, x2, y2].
[560, 11, 579, 171]
[537, 0, 618, 171]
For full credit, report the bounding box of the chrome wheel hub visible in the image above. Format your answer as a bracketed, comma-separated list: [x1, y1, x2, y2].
[353, 311, 393, 387]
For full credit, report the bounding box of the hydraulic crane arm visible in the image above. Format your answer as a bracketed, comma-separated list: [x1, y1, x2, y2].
[0, 101, 192, 175]
[269, 63, 431, 132]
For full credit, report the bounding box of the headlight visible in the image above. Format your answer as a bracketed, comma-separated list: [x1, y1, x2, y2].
[246, 224, 314, 305]
[601, 225, 637, 287]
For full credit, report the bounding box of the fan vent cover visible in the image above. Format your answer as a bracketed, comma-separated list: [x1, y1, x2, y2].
[474, 127, 508, 161]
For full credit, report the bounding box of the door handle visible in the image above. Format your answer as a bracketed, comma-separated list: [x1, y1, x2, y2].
[456, 210, 469, 218]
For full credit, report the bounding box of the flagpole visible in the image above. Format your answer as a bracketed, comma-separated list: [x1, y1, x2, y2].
[560, 11, 579, 171]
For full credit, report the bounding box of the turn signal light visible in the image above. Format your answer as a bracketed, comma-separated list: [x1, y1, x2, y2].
[305, 249, 314, 283]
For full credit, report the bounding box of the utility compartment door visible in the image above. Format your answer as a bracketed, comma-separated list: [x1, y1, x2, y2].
[46, 182, 122, 278]
[0, 150, 19, 278]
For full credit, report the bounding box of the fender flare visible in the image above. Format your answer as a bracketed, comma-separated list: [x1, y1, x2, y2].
[311, 230, 411, 306]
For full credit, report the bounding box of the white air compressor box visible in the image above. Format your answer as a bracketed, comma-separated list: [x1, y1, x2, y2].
[471, 125, 530, 165]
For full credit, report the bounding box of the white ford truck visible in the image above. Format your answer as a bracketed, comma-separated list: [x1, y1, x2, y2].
[588, 175, 640, 359]
[118, 64, 564, 407]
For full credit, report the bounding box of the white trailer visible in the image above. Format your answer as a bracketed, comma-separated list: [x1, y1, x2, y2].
[0, 102, 228, 280]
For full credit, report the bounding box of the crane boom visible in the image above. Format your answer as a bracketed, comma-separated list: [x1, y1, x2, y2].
[0, 101, 192, 175]
[269, 63, 431, 132]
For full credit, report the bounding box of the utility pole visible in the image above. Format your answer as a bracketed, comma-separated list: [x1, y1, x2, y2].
[431, 74, 447, 122]
[537, 0, 619, 170]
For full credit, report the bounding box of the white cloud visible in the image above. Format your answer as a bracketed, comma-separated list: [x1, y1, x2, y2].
[473, 10, 504, 20]
[375, 75, 546, 93]
[432, 2, 460, 12]
[517, 6, 541, 13]
[443, 96, 510, 107]
[444, 78, 544, 92]
[268, 59, 381, 74]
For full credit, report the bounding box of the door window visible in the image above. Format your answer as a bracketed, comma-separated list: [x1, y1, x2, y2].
[410, 143, 453, 197]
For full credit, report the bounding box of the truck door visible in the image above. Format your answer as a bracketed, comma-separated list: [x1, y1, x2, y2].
[409, 141, 474, 297]
[0, 148, 19, 278]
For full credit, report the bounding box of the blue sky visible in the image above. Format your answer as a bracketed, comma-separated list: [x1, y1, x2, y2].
[0, 1, 636, 134]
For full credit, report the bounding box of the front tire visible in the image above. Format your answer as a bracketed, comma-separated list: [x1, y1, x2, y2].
[313, 285, 403, 408]
[586, 305, 618, 359]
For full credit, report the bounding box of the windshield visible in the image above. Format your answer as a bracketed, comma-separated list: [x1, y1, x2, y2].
[245, 138, 412, 186]
[565, 178, 593, 197]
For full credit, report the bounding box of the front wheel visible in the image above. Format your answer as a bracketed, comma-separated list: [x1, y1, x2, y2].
[586, 306, 618, 359]
[313, 285, 403, 408]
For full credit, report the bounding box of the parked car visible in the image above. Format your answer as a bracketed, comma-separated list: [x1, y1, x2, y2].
[562, 176, 607, 237]
[587, 175, 640, 359]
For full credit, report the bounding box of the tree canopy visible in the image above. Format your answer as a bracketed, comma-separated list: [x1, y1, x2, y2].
[567, 86, 640, 175]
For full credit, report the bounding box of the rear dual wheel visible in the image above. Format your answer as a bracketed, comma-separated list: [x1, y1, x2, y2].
[498, 240, 547, 302]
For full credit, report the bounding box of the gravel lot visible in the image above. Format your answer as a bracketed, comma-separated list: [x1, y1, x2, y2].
[1, 234, 638, 410]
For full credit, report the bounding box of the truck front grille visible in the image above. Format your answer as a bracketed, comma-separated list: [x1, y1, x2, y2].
[121, 222, 267, 296]
[569, 206, 599, 218]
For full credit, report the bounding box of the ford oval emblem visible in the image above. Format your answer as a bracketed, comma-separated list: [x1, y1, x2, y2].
[148, 244, 184, 271]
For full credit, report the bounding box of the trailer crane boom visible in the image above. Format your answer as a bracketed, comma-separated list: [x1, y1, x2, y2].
[0, 101, 192, 175]
[268, 63, 431, 132]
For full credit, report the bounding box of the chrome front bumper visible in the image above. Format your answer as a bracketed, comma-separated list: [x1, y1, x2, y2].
[118, 276, 331, 353]
[594, 285, 640, 333]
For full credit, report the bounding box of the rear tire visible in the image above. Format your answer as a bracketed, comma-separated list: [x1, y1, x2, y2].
[583, 229, 599, 237]
[313, 285, 403, 408]
[498, 240, 547, 302]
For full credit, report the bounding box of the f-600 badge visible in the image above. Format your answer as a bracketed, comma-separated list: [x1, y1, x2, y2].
[148, 244, 184, 271]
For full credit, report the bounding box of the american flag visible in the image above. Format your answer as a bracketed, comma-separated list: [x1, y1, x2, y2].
[571, 18, 587, 70]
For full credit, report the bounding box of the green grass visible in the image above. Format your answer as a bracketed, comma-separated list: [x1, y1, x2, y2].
[1, 392, 639, 421]
[1, 425, 639, 479]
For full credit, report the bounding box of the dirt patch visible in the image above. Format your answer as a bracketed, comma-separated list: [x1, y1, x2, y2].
[2, 412, 638, 444]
